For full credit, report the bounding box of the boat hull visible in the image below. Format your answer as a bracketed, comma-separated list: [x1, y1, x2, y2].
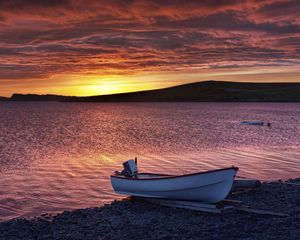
[111, 167, 238, 203]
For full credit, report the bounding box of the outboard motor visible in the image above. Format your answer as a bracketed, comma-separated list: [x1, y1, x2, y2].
[122, 159, 138, 177]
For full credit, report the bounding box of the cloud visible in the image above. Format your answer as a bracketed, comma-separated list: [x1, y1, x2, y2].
[0, 0, 299, 83]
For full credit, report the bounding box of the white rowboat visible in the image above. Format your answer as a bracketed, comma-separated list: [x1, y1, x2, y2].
[111, 166, 238, 203]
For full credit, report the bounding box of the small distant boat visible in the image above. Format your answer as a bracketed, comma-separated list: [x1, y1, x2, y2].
[240, 120, 264, 126]
[111, 160, 238, 203]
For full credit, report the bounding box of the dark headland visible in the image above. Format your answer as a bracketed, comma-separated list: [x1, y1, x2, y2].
[2, 81, 300, 102]
[0, 179, 299, 240]
[0, 96, 9, 101]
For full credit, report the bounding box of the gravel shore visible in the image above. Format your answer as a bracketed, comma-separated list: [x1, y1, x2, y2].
[0, 179, 299, 240]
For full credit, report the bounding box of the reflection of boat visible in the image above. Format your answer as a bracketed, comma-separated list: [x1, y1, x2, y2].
[111, 160, 238, 203]
[240, 120, 264, 126]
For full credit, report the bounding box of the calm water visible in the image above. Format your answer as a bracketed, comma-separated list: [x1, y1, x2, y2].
[0, 102, 299, 221]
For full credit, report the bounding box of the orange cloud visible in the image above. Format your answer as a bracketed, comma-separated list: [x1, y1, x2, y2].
[0, 0, 299, 96]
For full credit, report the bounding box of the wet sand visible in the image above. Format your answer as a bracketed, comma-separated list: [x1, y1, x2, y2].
[0, 179, 299, 240]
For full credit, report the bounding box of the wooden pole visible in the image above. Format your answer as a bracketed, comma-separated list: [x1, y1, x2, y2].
[236, 207, 290, 217]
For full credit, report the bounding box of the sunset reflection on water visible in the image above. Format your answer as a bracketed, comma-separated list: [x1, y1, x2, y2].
[0, 102, 299, 220]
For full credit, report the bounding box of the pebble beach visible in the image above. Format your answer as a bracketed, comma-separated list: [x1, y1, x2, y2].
[0, 179, 299, 240]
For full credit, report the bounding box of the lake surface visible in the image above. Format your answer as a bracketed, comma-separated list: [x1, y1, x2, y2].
[0, 102, 299, 221]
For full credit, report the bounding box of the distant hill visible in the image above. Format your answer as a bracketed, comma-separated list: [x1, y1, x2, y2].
[6, 81, 300, 102]
[71, 81, 300, 102]
[0, 96, 9, 101]
[10, 94, 71, 102]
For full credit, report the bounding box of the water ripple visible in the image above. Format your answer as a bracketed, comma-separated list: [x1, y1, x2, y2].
[0, 102, 299, 221]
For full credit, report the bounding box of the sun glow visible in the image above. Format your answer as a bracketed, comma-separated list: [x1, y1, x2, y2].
[79, 78, 126, 96]
[1, 66, 300, 97]
[54, 74, 163, 97]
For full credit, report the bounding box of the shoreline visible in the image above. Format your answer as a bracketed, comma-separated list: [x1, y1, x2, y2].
[2, 81, 300, 102]
[1, 179, 299, 240]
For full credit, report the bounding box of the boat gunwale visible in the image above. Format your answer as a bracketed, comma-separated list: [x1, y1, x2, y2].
[111, 166, 238, 181]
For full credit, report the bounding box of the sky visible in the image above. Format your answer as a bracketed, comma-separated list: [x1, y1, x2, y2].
[0, 0, 299, 97]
